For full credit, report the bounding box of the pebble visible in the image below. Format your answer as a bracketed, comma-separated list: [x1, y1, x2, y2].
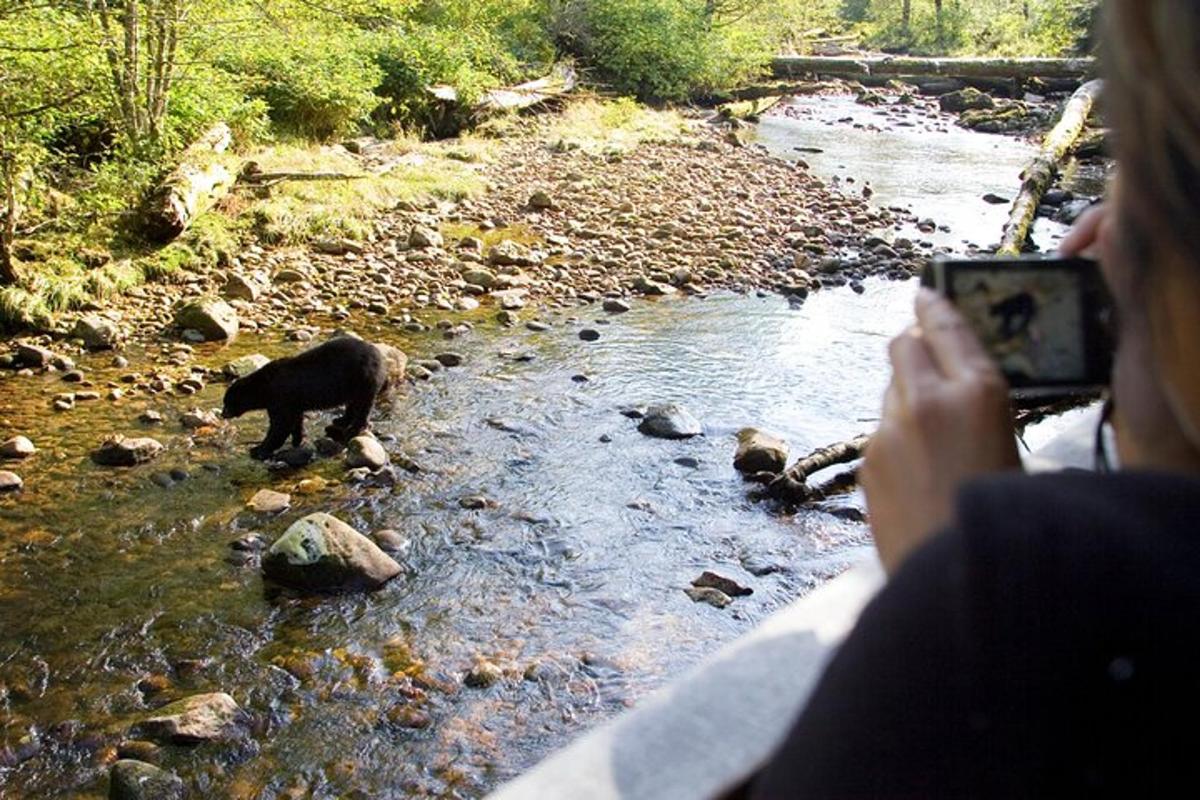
[578, 329, 601, 342]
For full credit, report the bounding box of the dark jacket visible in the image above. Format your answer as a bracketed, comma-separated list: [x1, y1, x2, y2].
[751, 471, 1200, 799]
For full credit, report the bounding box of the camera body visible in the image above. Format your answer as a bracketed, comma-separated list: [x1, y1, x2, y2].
[921, 255, 1115, 396]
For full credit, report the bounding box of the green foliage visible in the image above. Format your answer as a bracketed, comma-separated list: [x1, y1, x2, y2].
[573, 0, 771, 101]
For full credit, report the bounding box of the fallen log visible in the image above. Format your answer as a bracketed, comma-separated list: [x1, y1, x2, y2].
[427, 64, 578, 137]
[767, 434, 871, 505]
[772, 55, 1096, 81]
[998, 79, 1103, 255]
[718, 95, 785, 122]
[141, 123, 235, 243]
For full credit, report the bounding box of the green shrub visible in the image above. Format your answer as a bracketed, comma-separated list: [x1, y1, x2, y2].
[572, 0, 771, 102]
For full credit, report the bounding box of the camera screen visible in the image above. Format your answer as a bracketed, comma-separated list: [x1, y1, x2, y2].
[947, 266, 1088, 384]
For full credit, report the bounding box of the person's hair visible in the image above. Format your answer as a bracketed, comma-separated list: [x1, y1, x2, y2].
[1105, 1, 1200, 274]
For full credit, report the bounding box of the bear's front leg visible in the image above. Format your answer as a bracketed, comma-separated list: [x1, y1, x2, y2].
[250, 410, 297, 460]
[290, 414, 306, 447]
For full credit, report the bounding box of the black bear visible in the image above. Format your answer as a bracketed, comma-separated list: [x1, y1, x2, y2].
[989, 291, 1037, 339]
[222, 337, 389, 460]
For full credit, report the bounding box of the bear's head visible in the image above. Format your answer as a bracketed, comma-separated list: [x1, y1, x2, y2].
[222, 377, 257, 419]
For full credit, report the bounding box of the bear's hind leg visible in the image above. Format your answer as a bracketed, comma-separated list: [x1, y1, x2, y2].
[291, 415, 305, 447]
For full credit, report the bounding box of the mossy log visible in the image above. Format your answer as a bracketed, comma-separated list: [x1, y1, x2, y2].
[767, 434, 872, 505]
[998, 79, 1104, 255]
[142, 123, 235, 244]
[772, 55, 1096, 81]
[717, 95, 785, 122]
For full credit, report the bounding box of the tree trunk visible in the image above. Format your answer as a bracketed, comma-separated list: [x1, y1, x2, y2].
[0, 134, 20, 287]
[766, 434, 872, 504]
[772, 55, 1096, 81]
[141, 123, 235, 243]
[998, 79, 1103, 255]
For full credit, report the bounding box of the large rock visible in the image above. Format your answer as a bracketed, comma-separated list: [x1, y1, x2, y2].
[461, 268, 498, 290]
[1, 436, 35, 459]
[938, 87, 995, 113]
[174, 298, 238, 341]
[14, 342, 57, 369]
[109, 760, 184, 800]
[135, 692, 246, 744]
[408, 225, 443, 249]
[0, 471, 22, 492]
[222, 273, 266, 302]
[638, 404, 703, 440]
[73, 315, 122, 350]
[374, 342, 407, 388]
[262, 512, 401, 591]
[222, 353, 270, 380]
[488, 240, 539, 267]
[345, 436, 388, 470]
[733, 429, 789, 475]
[92, 436, 164, 467]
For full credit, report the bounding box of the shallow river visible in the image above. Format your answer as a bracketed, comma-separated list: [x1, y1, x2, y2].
[0, 95, 1074, 797]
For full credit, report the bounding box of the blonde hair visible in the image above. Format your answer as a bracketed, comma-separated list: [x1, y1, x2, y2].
[1105, 1, 1200, 268]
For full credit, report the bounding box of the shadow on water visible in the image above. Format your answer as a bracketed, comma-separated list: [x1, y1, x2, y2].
[0, 94, 1074, 797]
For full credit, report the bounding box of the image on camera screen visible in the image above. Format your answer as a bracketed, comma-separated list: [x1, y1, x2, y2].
[949, 268, 1086, 383]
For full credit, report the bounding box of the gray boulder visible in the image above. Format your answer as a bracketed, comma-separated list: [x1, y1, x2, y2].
[109, 760, 184, 800]
[175, 298, 238, 341]
[345, 436, 388, 470]
[638, 404, 702, 439]
[73, 316, 122, 350]
[92, 436, 164, 467]
[733, 429, 789, 475]
[135, 692, 246, 744]
[262, 512, 401, 591]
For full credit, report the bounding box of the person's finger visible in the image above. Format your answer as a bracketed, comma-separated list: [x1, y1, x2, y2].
[1056, 203, 1107, 257]
[914, 289, 994, 380]
[889, 327, 942, 402]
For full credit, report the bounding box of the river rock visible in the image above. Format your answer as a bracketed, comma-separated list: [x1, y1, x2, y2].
[222, 273, 265, 302]
[1, 436, 35, 459]
[603, 298, 631, 314]
[374, 342, 408, 386]
[372, 529, 410, 554]
[638, 404, 702, 439]
[262, 512, 401, 591]
[435, 352, 463, 368]
[733, 428, 789, 475]
[462, 268, 497, 289]
[692, 570, 753, 598]
[222, 353, 270, 380]
[0, 471, 22, 492]
[73, 315, 122, 350]
[528, 190, 554, 210]
[180, 409, 220, 430]
[408, 225, 443, 249]
[135, 692, 246, 744]
[938, 87, 994, 113]
[174, 298, 238, 341]
[579, 328, 601, 342]
[14, 342, 56, 369]
[488, 240, 538, 267]
[345, 436, 388, 470]
[247, 489, 290, 513]
[685, 586, 732, 609]
[92, 436, 164, 467]
[464, 659, 503, 688]
[109, 760, 184, 800]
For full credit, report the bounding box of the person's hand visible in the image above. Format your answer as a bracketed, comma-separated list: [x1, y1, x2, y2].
[863, 290, 1022, 574]
[1057, 203, 1107, 258]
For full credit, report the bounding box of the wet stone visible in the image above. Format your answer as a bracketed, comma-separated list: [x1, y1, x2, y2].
[345, 436, 388, 470]
[685, 586, 732, 609]
[135, 692, 247, 744]
[222, 354, 270, 380]
[92, 436, 164, 467]
[692, 570, 753, 598]
[372, 529, 411, 555]
[109, 759, 184, 800]
[464, 659, 503, 689]
[139, 410, 164, 425]
[578, 328, 601, 342]
[733, 428, 789, 475]
[248, 489, 291, 514]
[180, 409, 220, 430]
[637, 404, 702, 439]
[0, 471, 23, 493]
[434, 352, 464, 368]
[603, 298, 632, 314]
[116, 740, 161, 764]
[262, 512, 401, 591]
[1, 436, 35, 459]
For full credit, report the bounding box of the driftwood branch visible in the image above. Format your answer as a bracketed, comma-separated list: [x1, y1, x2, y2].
[998, 79, 1103, 255]
[767, 434, 871, 505]
[772, 55, 1096, 81]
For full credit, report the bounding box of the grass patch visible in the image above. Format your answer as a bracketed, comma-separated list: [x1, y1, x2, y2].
[541, 97, 693, 154]
[245, 140, 490, 245]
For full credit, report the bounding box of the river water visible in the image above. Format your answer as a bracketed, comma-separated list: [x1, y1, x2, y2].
[0, 95, 1071, 798]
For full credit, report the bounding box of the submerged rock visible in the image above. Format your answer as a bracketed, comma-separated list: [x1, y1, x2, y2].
[685, 586, 732, 609]
[174, 298, 238, 341]
[733, 428, 789, 475]
[92, 436, 164, 467]
[638, 404, 702, 439]
[135, 692, 246, 744]
[247, 489, 291, 514]
[262, 512, 401, 591]
[109, 759, 184, 800]
[464, 659, 503, 688]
